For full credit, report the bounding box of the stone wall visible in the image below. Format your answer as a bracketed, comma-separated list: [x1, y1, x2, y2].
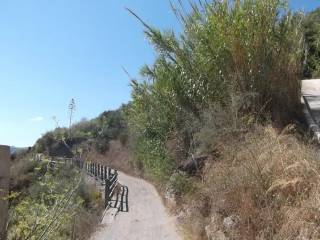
[0, 145, 10, 240]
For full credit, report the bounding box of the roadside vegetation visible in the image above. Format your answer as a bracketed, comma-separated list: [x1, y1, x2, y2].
[8, 1, 320, 239]
[127, 0, 303, 183]
[34, 106, 128, 157]
[125, 1, 320, 239]
[7, 106, 129, 239]
[8, 153, 103, 240]
[303, 7, 320, 78]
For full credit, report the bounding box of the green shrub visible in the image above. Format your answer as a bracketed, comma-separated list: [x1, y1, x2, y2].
[169, 171, 194, 195]
[8, 159, 103, 240]
[134, 137, 174, 183]
[127, 0, 304, 183]
[303, 7, 320, 78]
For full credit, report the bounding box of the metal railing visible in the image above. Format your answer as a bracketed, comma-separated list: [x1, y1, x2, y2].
[83, 161, 118, 208]
[44, 156, 119, 209]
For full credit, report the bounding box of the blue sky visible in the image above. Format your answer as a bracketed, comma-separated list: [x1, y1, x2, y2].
[0, 0, 319, 147]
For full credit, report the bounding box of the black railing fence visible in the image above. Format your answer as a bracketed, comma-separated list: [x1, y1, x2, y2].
[46, 156, 119, 209]
[83, 161, 118, 208]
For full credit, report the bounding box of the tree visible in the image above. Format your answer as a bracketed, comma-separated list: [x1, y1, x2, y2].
[303, 8, 320, 78]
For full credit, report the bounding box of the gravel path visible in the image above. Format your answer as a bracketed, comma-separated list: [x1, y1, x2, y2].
[90, 172, 182, 240]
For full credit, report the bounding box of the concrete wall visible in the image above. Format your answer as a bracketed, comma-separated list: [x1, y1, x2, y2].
[0, 145, 10, 240]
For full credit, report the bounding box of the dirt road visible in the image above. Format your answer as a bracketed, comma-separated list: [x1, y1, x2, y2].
[90, 172, 182, 240]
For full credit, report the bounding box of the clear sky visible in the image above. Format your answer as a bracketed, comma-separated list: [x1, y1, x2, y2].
[0, 0, 319, 147]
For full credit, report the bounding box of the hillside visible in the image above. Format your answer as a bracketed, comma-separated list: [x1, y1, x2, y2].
[10, 146, 29, 155]
[7, 1, 320, 240]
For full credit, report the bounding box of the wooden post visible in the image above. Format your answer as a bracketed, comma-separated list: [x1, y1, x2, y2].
[0, 145, 10, 240]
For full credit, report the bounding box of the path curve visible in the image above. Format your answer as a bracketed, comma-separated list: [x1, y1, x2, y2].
[90, 172, 182, 240]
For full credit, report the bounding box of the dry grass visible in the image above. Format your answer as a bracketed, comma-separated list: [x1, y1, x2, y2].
[86, 140, 136, 176]
[181, 124, 320, 240]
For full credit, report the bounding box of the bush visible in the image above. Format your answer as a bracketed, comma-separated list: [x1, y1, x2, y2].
[169, 171, 194, 195]
[133, 137, 174, 183]
[127, 0, 304, 184]
[303, 7, 320, 78]
[130, 0, 303, 122]
[8, 158, 103, 240]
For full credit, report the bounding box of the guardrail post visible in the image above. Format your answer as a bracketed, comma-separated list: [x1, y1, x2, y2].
[108, 167, 111, 180]
[105, 180, 110, 208]
[0, 145, 10, 240]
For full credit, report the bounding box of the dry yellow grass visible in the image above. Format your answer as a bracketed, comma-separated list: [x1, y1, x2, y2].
[181, 124, 320, 240]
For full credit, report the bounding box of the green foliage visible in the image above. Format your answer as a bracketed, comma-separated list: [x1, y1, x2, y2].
[8, 160, 102, 240]
[93, 108, 128, 153]
[130, 0, 303, 119]
[303, 7, 320, 78]
[127, 0, 304, 185]
[133, 137, 174, 183]
[10, 155, 48, 197]
[34, 130, 73, 157]
[169, 172, 194, 195]
[34, 106, 128, 156]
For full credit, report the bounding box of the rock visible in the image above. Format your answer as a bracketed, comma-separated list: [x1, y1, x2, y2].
[223, 215, 239, 230]
[164, 186, 176, 207]
[176, 211, 185, 224]
[178, 155, 208, 175]
[205, 217, 219, 235]
[205, 228, 228, 240]
[205, 215, 228, 240]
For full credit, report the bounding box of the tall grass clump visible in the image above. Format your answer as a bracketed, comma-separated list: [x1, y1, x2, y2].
[179, 124, 320, 239]
[127, 0, 304, 183]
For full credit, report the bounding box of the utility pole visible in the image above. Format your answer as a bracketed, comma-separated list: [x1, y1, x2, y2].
[0, 145, 10, 240]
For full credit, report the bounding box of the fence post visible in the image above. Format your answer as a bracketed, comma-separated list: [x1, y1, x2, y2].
[108, 167, 111, 180]
[0, 145, 10, 240]
[104, 166, 107, 181]
[105, 180, 110, 208]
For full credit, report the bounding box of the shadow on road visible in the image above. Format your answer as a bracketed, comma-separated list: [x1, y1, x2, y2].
[109, 185, 129, 212]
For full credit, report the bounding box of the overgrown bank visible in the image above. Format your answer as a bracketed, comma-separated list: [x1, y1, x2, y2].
[8, 153, 104, 240]
[125, 1, 320, 239]
[9, 1, 320, 239]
